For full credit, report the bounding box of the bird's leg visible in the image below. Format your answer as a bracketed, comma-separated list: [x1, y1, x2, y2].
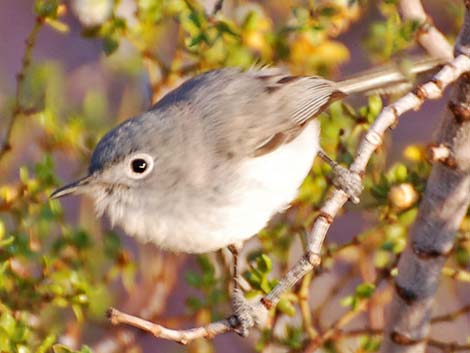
[227, 244, 255, 337]
[317, 149, 363, 204]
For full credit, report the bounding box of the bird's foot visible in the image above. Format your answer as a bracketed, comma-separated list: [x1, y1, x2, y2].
[229, 288, 255, 336]
[229, 288, 269, 336]
[331, 165, 363, 204]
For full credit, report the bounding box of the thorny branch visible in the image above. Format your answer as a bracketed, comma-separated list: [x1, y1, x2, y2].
[108, 34, 470, 349]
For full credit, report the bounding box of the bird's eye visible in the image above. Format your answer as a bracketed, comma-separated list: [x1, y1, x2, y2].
[132, 159, 147, 173]
[127, 153, 154, 179]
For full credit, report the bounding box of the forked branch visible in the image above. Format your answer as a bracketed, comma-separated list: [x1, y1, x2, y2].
[379, 1, 470, 352]
[108, 48, 470, 347]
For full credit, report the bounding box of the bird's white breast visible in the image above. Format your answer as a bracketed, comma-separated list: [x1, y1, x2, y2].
[215, 120, 320, 245]
[126, 120, 319, 253]
[102, 121, 320, 253]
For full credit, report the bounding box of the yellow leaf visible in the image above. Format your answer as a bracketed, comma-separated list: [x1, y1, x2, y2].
[45, 18, 70, 33]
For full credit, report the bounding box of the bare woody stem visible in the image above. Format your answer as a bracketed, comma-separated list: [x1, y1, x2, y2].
[259, 54, 470, 311]
[108, 1, 470, 344]
[379, 2, 470, 352]
[0, 17, 44, 163]
[399, 0, 453, 60]
[108, 53, 470, 346]
[108, 308, 233, 345]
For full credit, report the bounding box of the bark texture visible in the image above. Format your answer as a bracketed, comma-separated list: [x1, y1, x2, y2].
[380, 3, 470, 352]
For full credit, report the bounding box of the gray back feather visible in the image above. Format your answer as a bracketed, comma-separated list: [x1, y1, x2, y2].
[90, 67, 343, 174]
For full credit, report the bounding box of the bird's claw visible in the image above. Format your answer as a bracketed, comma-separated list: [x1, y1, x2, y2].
[230, 288, 256, 336]
[331, 165, 363, 204]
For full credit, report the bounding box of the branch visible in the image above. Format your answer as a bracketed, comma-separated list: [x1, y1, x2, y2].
[0, 17, 44, 163]
[92, 252, 185, 352]
[399, 0, 453, 60]
[379, 2, 470, 352]
[259, 59, 470, 314]
[303, 267, 392, 352]
[107, 53, 470, 346]
[106, 2, 470, 345]
[108, 308, 233, 345]
[431, 305, 470, 324]
[342, 329, 470, 352]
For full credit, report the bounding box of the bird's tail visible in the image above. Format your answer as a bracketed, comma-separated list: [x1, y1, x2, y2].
[336, 56, 446, 95]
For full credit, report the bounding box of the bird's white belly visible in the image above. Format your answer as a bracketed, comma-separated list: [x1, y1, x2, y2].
[129, 120, 320, 253]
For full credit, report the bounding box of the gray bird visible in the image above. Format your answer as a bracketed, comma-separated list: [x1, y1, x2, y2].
[51, 58, 441, 334]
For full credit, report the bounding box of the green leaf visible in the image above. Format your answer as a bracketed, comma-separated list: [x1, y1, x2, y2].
[53, 344, 74, 353]
[186, 297, 202, 311]
[45, 18, 69, 33]
[356, 282, 376, 299]
[19, 167, 29, 184]
[215, 20, 239, 37]
[103, 36, 119, 55]
[283, 325, 303, 349]
[103, 232, 121, 258]
[367, 95, 382, 120]
[0, 236, 14, 248]
[188, 10, 204, 28]
[243, 269, 261, 288]
[256, 254, 272, 273]
[34, 0, 59, 18]
[398, 207, 418, 226]
[340, 295, 354, 307]
[37, 334, 57, 353]
[277, 297, 296, 316]
[0, 312, 16, 336]
[79, 345, 94, 353]
[187, 33, 208, 47]
[359, 335, 382, 351]
[185, 271, 202, 288]
[259, 275, 271, 293]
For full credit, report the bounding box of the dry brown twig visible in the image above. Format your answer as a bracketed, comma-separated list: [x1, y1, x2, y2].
[92, 251, 185, 352]
[108, 32, 470, 353]
[0, 17, 44, 163]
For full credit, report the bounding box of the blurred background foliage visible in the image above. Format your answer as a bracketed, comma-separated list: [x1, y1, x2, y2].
[0, 0, 468, 352]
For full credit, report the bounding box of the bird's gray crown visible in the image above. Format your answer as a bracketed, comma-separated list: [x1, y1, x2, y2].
[89, 118, 145, 174]
[88, 68, 243, 174]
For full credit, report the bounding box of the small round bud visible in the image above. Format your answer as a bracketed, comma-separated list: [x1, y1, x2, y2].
[388, 183, 419, 210]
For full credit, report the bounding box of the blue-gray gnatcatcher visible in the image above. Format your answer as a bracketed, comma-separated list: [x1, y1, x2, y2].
[51, 60, 439, 254]
[50, 59, 441, 334]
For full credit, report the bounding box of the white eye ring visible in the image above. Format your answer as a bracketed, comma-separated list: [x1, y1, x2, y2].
[127, 153, 154, 179]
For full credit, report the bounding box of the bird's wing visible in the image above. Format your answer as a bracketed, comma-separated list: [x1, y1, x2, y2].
[246, 69, 346, 157]
[155, 68, 345, 160]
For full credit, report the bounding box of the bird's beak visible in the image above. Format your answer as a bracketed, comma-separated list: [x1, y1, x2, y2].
[50, 175, 95, 199]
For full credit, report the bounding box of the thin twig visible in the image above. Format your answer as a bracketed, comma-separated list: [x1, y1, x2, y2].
[302, 267, 392, 352]
[211, 0, 224, 16]
[427, 338, 470, 352]
[298, 272, 318, 339]
[431, 305, 470, 324]
[311, 266, 355, 331]
[259, 54, 470, 318]
[107, 54, 470, 345]
[342, 329, 470, 352]
[0, 17, 44, 163]
[107, 308, 233, 345]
